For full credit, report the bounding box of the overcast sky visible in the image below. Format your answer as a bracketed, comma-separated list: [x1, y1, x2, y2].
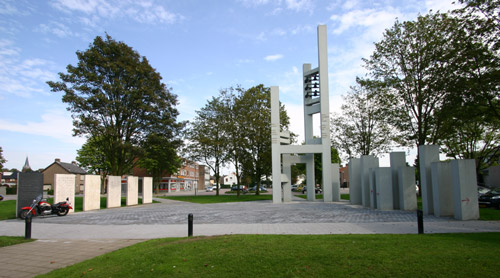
[0, 0, 459, 171]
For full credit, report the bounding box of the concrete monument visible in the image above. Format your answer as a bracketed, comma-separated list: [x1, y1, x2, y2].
[272, 25, 339, 203]
[390, 152, 406, 209]
[142, 177, 153, 204]
[451, 159, 479, 220]
[126, 176, 138, 206]
[431, 162, 453, 217]
[107, 175, 121, 208]
[418, 145, 440, 215]
[54, 174, 75, 213]
[398, 166, 417, 210]
[348, 158, 362, 205]
[83, 175, 101, 211]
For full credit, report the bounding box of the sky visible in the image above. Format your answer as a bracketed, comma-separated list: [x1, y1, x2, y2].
[0, 0, 460, 172]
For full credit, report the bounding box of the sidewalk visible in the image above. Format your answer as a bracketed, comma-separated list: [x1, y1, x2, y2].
[0, 239, 144, 278]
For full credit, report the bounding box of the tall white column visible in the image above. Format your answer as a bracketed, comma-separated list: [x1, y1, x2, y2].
[271, 86, 282, 204]
[348, 158, 362, 205]
[418, 145, 440, 215]
[451, 159, 479, 220]
[390, 152, 406, 210]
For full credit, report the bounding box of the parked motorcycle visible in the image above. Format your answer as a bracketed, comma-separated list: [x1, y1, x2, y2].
[19, 194, 72, 219]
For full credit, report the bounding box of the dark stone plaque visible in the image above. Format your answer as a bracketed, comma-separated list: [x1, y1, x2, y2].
[16, 172, 44, 217]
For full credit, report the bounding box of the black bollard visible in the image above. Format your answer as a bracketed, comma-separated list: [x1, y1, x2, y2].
[188, 213, 193, 237]
[417, 209, 424, 234]
[25, 214, 32, 239]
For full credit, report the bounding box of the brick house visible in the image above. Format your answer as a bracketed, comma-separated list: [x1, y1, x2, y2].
[42, 159, 87, 193]
[131, 159, 210, 193]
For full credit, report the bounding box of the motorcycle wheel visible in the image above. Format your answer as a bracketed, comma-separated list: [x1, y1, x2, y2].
[57, 209, 69, 216]
[19, 210, 32, 220]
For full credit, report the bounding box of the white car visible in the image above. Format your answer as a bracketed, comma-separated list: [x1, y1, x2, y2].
[206, 186, 214, 192]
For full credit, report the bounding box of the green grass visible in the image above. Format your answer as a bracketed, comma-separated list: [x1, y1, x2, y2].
[0, 236, 34, 247]
[0, 197, 158, 220]
[40, 233, 500, 278]
[160, 194, 273, 204]
[0, 200, 16, 220]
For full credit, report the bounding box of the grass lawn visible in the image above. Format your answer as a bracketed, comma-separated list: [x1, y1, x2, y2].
[40, 233, 500, 278]
[0, 197, 158, 220]
[160, 194, 273, 204]
[0, 236, 34, 247]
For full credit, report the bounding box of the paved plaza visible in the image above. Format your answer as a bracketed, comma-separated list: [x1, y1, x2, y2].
[1, 195, 499, 277]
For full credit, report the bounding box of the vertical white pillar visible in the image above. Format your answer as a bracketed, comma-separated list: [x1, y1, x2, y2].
[348, 158, 362, 205]
[282, 155, 292, 203]
[369, 168, 377, 209]
[451, 159, 479, 220]
[418, 145, 440, 215]
[398, 166, 417, 211]
[306, 154, 316, 201]
[390, 152, 406, 210]
[331, 163, 340, 201]
[431, 162, 453, 217]
[126, 176, 138, 206]
[361, 155, 379, 207]
[375, 167, 393, 210]
[318, 25, 333, 202]
[143, 177, 153, 204]
[271, 86, 282, 204]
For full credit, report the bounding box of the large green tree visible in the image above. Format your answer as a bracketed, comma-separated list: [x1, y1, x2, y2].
[331, 79, 393, 161]
[363, 13, 459, 149]
[187, 96, 228, 196]
[48, 34, 182, 176]
[221, 87, 247, 196]
[238, 84, 290, 195]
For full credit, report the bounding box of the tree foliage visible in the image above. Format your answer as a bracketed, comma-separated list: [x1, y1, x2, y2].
[187, 84, 290, 195]
[0, 147, 6, 170]
[363, 13, 459, 149]
[48, 34, 182, 176]
[187, 96, 227, 196]
[76, 136, 111, 192]
[138, 133, 183, 194]
[237, 84, 290, 195]
[331, 79, 393, 161]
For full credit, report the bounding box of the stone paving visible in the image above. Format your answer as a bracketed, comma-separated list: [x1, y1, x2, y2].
[7, 197, 445, 226]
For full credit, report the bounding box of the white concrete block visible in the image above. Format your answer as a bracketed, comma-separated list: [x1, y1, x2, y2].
[83, 175, 101, 211]
[390, 152, 406, 210]
[142, 177, 153, 204]
[348, 158, 362, 205]
[369, 168, 377, 209]
[107, 176, 121, 208]
[431, 162, 454, 217]
[398, 166, 417, 211]
[361, 155, 379, 208]
[126, 176, 138, 206]
[418, 145, 440, 215]
[375, 167, 393, 210]
[331, 163, 340, 202]
[451, 160, 479, 220]
[54, 174, 75, 213]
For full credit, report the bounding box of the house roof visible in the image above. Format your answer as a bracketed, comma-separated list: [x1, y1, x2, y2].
[43, 161, 87, 175]
[1, 171, 18, 179]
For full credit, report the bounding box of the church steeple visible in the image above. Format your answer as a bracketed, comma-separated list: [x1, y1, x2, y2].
[22, 156, 32, 172]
